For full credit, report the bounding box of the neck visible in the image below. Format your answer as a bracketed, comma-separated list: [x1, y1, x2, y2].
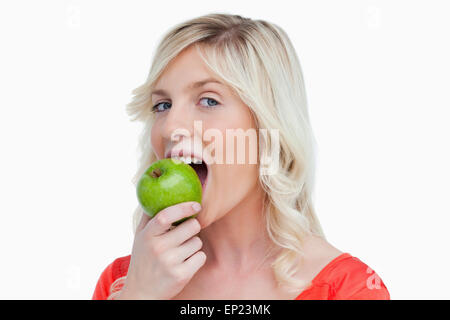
[199, 185, 275, 275]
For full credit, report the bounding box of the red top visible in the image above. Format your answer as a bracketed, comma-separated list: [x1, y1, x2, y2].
[92, 253, 390, 300]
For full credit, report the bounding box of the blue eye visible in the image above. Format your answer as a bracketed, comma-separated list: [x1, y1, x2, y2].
[152, 97, 220, 113]
[152, 102, 171, 113]
[199, 97, 219, 108]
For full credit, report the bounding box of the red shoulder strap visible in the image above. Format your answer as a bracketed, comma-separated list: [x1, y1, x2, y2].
[112, 255, 131, 280]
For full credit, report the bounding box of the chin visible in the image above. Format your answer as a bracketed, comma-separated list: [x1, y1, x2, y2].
[196, 211, 213, 229]
[195, 205, 224, 230]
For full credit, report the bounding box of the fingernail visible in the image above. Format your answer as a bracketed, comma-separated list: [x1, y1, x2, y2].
[192, 202, 202, 212]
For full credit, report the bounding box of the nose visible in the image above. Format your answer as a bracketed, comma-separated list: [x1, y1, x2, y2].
[161, 103, 195, 145]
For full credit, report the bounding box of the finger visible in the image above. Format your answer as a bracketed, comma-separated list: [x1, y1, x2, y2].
[170, 236, 203, 264]
[136, 211, 151, 233]
[158, 218, 201, 248]
[145, 201, 202, 237]
[179, 251, 207, 275]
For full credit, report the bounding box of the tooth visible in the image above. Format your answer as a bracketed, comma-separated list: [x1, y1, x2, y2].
[193, 157, 202, 164]
[178, 156, 192, 164]
[184, 156, 192, 164]
[170, 156, 182, 164]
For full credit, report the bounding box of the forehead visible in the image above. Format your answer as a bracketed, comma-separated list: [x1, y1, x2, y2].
[153, 46, 214, 89]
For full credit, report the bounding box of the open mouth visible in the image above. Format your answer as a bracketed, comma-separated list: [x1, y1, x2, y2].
[188, 161, 208, 192]
[165, 149, 210, 194]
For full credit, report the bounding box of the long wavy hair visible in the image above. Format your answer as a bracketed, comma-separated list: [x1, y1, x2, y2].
[108, 12, 325, 299]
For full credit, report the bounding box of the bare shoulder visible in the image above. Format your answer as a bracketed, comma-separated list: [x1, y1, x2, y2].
[294, 234, 345, 283]
[303, 234, 344, 260]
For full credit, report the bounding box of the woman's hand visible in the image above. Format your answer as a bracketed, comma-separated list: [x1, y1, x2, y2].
[116, 202, 206, 299]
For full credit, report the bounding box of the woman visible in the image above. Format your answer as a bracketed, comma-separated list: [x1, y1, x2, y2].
[92, 13, 390, 300]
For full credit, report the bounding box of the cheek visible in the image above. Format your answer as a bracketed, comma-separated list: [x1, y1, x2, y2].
[214, 163, 259, 204]
[151, 122, 164, 159]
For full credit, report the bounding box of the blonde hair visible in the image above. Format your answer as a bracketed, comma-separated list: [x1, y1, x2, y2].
[108, 12, 325, 299]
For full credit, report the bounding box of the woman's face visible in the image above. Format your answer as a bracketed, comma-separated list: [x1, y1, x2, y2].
[150, 45, 260, 228]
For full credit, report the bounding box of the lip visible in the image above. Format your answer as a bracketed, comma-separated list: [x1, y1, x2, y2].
[164, 148, 204, 163]
[164, 148, 210, 195]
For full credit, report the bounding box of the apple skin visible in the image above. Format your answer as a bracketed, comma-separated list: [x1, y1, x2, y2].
[136, 158, 202, 226]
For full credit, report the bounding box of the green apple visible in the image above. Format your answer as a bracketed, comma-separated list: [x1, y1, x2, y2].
[136, 158, 202, 226]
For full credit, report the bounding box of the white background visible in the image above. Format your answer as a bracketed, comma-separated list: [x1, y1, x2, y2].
[0, 0, 449, 299]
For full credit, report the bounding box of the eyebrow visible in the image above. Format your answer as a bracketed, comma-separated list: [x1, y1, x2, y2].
[151, 78, 224, 97]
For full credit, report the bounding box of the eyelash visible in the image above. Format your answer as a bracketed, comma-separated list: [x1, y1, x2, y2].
[151, 97, 220, 113]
